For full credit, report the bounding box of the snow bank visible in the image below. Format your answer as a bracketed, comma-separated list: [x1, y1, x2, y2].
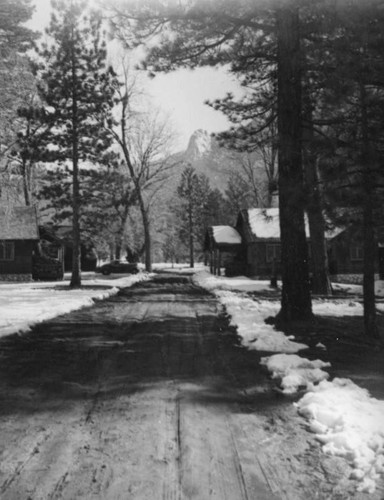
[153, 263, 205, 274]
[195, 270, 307, 353]
[260, 353, 331, 394]
[296, 378, 384, 493]
[193, 269, 277, 293]
[216, 290, 308, 353]
[0, 272, 150, 338]
[193, 270, 308, 354]
[313, 299, 364, 317]
[333, 280, 384, 297]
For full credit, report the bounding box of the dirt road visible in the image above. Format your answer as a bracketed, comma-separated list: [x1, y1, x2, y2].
[0, 274, 377, 499]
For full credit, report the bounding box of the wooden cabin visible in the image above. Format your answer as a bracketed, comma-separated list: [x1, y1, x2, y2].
[0, 206, 39, 281]
[235, 208, 373, 278]
[204, 225, 243, 276]
[54, 226, 97, 272]
[205, 208, 376, 279]
[39, 225, 97, 273]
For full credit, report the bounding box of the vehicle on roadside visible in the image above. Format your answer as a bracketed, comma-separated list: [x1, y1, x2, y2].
[95, 260, 139, 275]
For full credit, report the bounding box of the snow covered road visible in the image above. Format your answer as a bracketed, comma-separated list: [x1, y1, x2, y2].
[0, 274, 279, 499]
[0, 272, 382, 499]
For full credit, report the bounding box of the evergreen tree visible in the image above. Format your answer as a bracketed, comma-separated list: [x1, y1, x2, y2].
[224, 172, 254, 216]
[176, 166, 203, 268]
[314, 2, 384, 338]
[0, 0, 37, 171]
[12, 100, 54, 205]
[38, 159, 137, 260]
[175, 165, 226, 268]
[33, 0, 119, 287]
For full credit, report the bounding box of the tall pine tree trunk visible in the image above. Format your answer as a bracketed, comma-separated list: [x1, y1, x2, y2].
[276, 5, 312, 322]
[360, 81, 378, 338]
[21, 159, 31, 206]
[70, 36, 81, 288]
[306, 167, 332, 296]
[188, 205, 194, 268]
[303, 99, 332, 296]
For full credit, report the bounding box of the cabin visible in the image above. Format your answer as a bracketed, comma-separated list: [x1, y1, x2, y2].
[54, 226, 97, 272]
[40, 225, 97, 272]
[0, 206, 39, 281]
[204, 225, 243, 276]
[235, 208, 348, 277]
[206, 208, 378, 279]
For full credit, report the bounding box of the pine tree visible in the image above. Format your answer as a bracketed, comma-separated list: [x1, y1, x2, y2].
[33, 0, 119, 287]
[38, 159, 137, 260]
[175, 165, 226, 268]
[0, 0, 37, 172]
[176, 166, 201, 268]
[314, 2, 384, 338]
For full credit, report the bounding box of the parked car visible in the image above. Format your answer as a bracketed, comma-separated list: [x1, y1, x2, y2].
[95, 260, 139, 275]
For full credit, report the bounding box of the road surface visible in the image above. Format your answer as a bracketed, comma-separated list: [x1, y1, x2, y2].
[0, 274, 371, 499]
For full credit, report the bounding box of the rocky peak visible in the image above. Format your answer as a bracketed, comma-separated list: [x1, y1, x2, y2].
[185, 129, 213, 160]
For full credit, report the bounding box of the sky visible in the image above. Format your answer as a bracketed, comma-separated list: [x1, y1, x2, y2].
[29, 0, 241, 151]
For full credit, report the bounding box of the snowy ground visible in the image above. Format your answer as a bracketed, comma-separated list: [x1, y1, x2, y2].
[0, 272, 150, 338]
[2, 265, 384, 493]
[151, 262, 206, 274]
[193, 269, 384, 494]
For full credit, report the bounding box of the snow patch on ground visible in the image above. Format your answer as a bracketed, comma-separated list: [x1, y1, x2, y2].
[153, 263, 205, 274]
[296, 378, 384, 493]
[215, 290, 308, 353]
[194, 270, 306, 353]
[313, 299, 364, 316]
[0, 272, 150, 338]
[193, 269, 277, 293]
[260, 353, 331, 394]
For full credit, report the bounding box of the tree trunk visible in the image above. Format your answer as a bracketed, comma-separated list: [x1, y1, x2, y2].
[307, 199, 332, 295]
[115, 243, 121, 260]
[70, 35, 81, 288]
[138, 203, 152, 270]
[22, 159, 31, 206]
[70, 150, 81, 288]
[360, 81, 378, 338]
[188, 204, 194, 268]
[143, 214, 152, 272]
[303, 104, 332, 295]
[276, 5, 312, 322]
[135, 190, 152, 272]
[363, 200, 377, 338]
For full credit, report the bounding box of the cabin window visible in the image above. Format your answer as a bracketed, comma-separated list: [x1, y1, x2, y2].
[266, 244, 281, 263]
[0, 241, 15, 261]
[350, 245, 363, 261]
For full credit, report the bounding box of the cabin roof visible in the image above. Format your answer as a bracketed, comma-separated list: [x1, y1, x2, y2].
[212, 225, 242, 245]
[204, 225, 242, 251]
[0, 206, 39, 240]
[238, 208, 345, 242]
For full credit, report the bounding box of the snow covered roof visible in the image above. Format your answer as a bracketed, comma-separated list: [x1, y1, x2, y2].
[0, 206, 39, 240]
[248, 208, 281, 240]
[212, 225, 242, 245]
[245, 208, 345, 241]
